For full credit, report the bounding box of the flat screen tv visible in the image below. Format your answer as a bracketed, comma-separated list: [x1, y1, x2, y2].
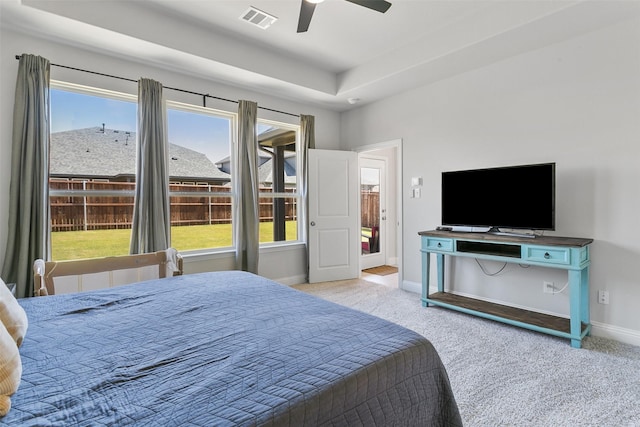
[441, 162, 555, 234]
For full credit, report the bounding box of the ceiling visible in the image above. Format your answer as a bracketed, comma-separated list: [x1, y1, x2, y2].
[2, 0, 639, 111]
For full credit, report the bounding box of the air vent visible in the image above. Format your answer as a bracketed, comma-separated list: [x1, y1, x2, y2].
[240, 6, 278, 29]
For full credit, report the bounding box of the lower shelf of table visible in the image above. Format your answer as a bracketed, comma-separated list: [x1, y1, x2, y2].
[423, 292, 589, 338]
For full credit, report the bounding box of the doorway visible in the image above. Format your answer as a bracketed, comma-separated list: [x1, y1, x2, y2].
[360, 156, 386, 270]
[357, 141, 401, 283]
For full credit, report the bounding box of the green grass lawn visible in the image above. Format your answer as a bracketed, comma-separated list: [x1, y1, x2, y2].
[52, 221, 298, 261]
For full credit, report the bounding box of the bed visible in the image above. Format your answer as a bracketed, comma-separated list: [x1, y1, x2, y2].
[4, 269, 462, 426]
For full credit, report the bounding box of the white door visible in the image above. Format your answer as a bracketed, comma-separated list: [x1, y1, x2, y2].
[360, 157, 386, 270]
[308, 149, 359, 283]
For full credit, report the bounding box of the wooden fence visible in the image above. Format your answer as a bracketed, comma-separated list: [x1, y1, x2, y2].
[50, 180, 380, 232]
[50, 180, 297, 232]
[360, 191, 379, 229]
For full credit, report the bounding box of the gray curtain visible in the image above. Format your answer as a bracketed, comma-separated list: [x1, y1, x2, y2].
[1, 54, 51, 298]
[300, 115, 315, 280]
[234, 100, 259, 273]
[129, 78, 171, 254]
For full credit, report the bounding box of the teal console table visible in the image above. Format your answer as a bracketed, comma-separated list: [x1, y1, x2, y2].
[419, 230, 593, 348]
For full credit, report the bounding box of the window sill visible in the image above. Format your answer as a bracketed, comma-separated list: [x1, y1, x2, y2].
[180, 241, 305, 262]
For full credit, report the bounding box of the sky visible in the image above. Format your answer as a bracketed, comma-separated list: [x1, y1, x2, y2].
[51, 89, 232, 164]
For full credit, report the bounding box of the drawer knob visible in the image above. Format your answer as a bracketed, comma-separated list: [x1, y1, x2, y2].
[437, 242, 442, 248]
[544, 252, 550, 259]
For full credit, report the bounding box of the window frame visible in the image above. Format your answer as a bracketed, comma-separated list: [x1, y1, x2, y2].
[256, 118, 302, 246]
[49, 80, 137, 202]
[49, 81, 303, 261]
[165, 100, 237, 254]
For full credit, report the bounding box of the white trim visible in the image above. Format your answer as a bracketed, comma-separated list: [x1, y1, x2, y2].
[166, 99, 236, 121]
[181, 241, 305, 261]
[355, 139, 403, 285]
[51, 80, 136, 102]
[181, 249, 235, 262]
[590, 321, 640, 347]
[277, 274, 308, 286]
[259, 241, 306, 252]
[402, 279, 421, 294]
[352, 139, 401, 153]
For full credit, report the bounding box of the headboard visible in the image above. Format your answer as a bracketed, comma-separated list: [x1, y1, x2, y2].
[33, 249, 183, 296]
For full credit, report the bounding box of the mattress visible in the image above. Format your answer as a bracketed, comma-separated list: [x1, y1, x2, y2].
[4, 271, 461, 426]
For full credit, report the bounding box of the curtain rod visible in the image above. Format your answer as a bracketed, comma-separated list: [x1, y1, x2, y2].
[14, 55, 300, 118]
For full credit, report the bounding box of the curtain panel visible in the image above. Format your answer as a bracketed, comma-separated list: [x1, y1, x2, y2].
[299, 115, 315, 280]
[1, 54, 51, 298]
[129, 78, 171, 254]
[234, 100, 259, 273]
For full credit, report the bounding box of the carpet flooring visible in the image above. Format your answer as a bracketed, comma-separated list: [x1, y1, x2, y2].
[293, 277, 640, 427]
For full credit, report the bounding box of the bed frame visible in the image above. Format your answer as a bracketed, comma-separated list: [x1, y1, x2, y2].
[33, 249, 183, 296]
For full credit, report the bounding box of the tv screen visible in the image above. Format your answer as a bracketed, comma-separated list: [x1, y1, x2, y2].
[441, 162, 555, 231]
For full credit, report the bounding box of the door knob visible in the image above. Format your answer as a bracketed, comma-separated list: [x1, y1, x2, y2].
[310, 221, 316, 226]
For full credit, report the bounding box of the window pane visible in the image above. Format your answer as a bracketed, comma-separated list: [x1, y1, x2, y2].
[169, 185, 233, 252]
[258, 197, 298, 244]
[167, 108, 231, 174]
[257, 123, 299, 243]
[166, 106, 233, 251]
[50, 87, 136, 261]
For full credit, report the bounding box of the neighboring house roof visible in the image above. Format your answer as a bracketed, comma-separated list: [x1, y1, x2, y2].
[216, 153, 297, 186]
[215, 127, 297, 186]
[50, 127, 229, 181]
[259, 159, 297, 186]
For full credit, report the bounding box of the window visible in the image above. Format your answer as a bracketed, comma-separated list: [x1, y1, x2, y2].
[49, 81, 301, 261]
[166, 102, 234, 252]
[50, 82, 137, 261]
[257, 120, 300, 244]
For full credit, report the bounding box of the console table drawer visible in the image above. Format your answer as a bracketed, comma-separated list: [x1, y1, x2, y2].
[423, 237, 454, 252]
[523, 246, 570, 265]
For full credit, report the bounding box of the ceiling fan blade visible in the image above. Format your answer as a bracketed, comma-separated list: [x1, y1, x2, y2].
[297, 0, 317, 33]
[344, 0, 392, 13]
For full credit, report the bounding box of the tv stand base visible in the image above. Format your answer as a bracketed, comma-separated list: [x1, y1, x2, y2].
[419, 230, 593, 348]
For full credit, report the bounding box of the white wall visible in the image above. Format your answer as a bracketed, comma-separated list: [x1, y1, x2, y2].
[0, 28, 341, 284]
[340, 17, 640, 344]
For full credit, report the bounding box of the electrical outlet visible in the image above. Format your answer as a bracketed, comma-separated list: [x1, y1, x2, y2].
[543, 281, 554, 294]
[598, 290, 610, 305]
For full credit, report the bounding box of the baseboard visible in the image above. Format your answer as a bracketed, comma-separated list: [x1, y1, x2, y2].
[401, 279, 640, 348]
[275, 274, 307, 286]
[402, 279, 421, 294]
[590, 321, 640, 347]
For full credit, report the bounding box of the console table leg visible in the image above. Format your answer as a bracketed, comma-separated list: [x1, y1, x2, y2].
[581, 267, 591, 335]
[436, 254, 445, 293]
[569, 270, 583, 348]
[422, 251, 430, 307]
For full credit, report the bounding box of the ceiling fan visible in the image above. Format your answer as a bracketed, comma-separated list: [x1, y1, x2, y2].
[297, 0, 392, 33]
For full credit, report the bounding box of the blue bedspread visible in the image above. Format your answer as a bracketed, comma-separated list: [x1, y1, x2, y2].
[4, 271, 461, 426]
